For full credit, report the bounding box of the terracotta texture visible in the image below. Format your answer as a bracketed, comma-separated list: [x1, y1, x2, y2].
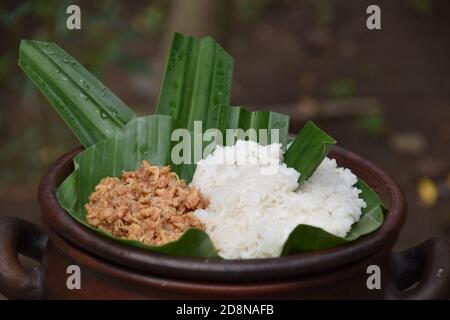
[0, 146, 449, 299]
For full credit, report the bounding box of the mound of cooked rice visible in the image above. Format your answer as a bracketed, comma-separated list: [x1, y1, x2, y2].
[191, 140, 366, 259]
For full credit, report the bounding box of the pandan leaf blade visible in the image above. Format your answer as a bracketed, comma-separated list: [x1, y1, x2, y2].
[284, 121, 337, 184]
[156, 32, 233, 131]
[217, 106, 290, 149]
[19, 40, 137, 147]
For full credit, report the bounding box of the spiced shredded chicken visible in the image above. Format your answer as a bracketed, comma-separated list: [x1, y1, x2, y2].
[85, 160, 209, 246]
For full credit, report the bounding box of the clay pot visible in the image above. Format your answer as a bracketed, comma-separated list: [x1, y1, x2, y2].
[0, 147, 449, 299]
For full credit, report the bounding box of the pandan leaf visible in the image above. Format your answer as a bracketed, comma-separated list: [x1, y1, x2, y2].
[57, 115, 219, 259]
[19, 40, 137, 147]
[281, 179, 384, 255]
[217, 106, 290, 149]
[156, 32, 233, 131]
[284, 121, 337, 184]
[156, 33, 290, 149]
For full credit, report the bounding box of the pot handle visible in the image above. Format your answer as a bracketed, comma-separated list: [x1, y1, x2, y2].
[386, 237, 450, 300]
[0, 216, 47, 299]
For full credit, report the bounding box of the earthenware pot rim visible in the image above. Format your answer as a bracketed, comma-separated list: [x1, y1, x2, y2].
[38, 146, 406, 282]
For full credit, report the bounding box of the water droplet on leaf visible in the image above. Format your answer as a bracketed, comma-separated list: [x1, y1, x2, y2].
[80, 79, 89, 89]
[108, 106, 117, 115]
[100, 111, 108, 119]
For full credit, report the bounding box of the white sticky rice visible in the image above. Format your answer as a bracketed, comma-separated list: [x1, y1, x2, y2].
[191, 140, 366, 259]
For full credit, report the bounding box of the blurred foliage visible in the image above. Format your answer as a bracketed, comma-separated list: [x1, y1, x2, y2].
[358, 63, 378, 81]
[0, 0, 169, 93]
[306, 0, 336, 25]
[352, 113, 384, 137]
[407, 0, 434, 14]
[0, 124, 43, 182]
[235, 0, 270, 21]
[234, 0, 337, 25]
[131, 1, 166, 34]
[326, 78, 356, 99]
[0, 95, 78, 184]
[0, 0, 170, 184]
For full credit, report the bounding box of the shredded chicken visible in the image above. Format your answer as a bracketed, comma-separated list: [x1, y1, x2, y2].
[85, 161, 209, 246]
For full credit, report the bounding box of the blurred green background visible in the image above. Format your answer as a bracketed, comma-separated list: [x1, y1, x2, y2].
[0, 0, 449, 250]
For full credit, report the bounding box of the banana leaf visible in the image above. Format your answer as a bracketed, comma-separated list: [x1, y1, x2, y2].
[19, 40, 136, 147]
[58, 114, 381, 258]
[281, 179, 385, 255]
[284, 121, 337, 184]
[57, 115, 218, 258]
[156, 32, 233, 131]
